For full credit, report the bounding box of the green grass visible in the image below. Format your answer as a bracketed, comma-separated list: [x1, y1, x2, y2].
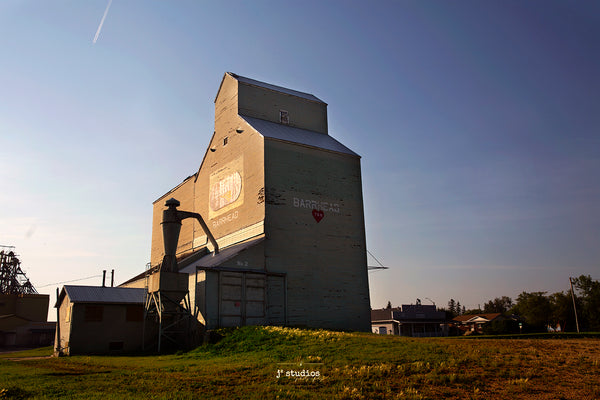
[1, 326, 599, 399]
[456, 332, 600, 340]
[0, 347, 53, 359]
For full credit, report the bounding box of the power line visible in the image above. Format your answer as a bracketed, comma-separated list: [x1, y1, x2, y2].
[37, 274, 103, 289]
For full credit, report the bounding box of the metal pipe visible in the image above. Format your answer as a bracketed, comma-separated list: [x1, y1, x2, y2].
[55, 287, 61, 356]
[102, 270, 106, 287]
[111, 269, 114, 287]
[177, 210, 219, 254]
[161, 198, 219, 274]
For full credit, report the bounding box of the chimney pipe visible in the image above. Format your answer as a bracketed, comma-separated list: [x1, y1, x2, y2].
[111, 269, 114, 287]
[55, 287, 61, 356]
[102, 270, 106, 287]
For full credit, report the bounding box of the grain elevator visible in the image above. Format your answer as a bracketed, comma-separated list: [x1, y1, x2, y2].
[122, 72, 371, 337]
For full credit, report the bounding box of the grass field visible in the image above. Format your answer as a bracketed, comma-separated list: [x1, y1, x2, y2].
[1, 326, 599, 399]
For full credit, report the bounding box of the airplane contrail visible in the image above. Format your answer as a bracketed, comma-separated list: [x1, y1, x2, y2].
[93, 0, 113, 44]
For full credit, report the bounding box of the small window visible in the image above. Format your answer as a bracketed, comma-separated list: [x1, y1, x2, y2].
[223, 137, 228, 146]
[279, 110, 289, 125]
[65, 306, 72, 323]
[126, 305, 144, 322]
[84, 305, 103, 322]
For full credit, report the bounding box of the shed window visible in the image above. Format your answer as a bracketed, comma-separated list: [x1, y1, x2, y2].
[65, 305, 72, 323]
[126, 305, 143, 322]
[84, 305, 103, 322]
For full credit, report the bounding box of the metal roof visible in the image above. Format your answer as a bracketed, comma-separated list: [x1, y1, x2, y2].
[60, 285, 145, 305]
[179, 236, 265, 274]
[229, 72, 325, 104]
[242, 116, 359, 157]
[371, 309, 394, 322]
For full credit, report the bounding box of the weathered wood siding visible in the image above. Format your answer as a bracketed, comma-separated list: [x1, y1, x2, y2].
[63, 302, 143, 355]
[264, 140, 371, 331]
[146, 73, 370, 332]
[150, 74, 267, 267]
[195, 73, 266, 249]
[56, 299, 71, 354]
[237, 81, 328, 134]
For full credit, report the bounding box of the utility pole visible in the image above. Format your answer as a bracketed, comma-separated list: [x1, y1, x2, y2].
[569, 277, 580, 333]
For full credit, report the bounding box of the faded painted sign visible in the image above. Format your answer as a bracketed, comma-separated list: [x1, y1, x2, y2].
[293, 197, 340, 213]
[210, 171, 242, 211]
[209, 157, 244, 219]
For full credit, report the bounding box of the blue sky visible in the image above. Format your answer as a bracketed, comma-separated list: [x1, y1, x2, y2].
[1, 1, 598, 317]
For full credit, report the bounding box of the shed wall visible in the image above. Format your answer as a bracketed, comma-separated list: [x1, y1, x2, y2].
[65, 302, 143, 355]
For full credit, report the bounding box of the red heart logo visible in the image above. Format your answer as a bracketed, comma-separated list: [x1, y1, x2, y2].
[312, 209, 324, 223]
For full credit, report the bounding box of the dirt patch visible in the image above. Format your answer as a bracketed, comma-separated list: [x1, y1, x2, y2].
[5, 356, 53, 362]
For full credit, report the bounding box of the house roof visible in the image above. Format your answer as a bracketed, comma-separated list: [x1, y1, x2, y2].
[242, 116, 359, 157]
[453, 313, 502, 323]
[56, 285, 146, 307]
[371, 308, 394, 322]
[225, 72, 325, 104]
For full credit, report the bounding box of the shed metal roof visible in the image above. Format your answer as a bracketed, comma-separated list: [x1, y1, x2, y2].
[59, 285, 145, 306]
[242, 116, 359, 157]
[229, 72, 325, 104]
[179, 236, 265, 274]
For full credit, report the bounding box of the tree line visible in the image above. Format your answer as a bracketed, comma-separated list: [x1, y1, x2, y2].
[442, 275, 599, 333]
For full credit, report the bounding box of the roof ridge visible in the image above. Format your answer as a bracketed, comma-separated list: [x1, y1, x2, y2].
[228, 72, 326, 104]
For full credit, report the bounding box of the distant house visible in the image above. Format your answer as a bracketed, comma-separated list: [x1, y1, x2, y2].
[452, 313, 503, 334]
[55, 285, 146, 355]
[0, 293, 55, 348]
[371, 304, 448, 337]
[371, 308, 398, 335]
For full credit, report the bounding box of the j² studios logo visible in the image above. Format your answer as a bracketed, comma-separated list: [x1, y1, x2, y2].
[276, 362, 323, 381]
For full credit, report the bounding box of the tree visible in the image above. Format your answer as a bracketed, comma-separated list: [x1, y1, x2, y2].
[512, 291, 552, 331]
[482, 318, 519, 335]
[448, 299, 456, 317]
[550, 291, 578, 332]
[483, 296, 513, 314]
[573, 275, 600, 331]
[456, 301, 462, 316]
